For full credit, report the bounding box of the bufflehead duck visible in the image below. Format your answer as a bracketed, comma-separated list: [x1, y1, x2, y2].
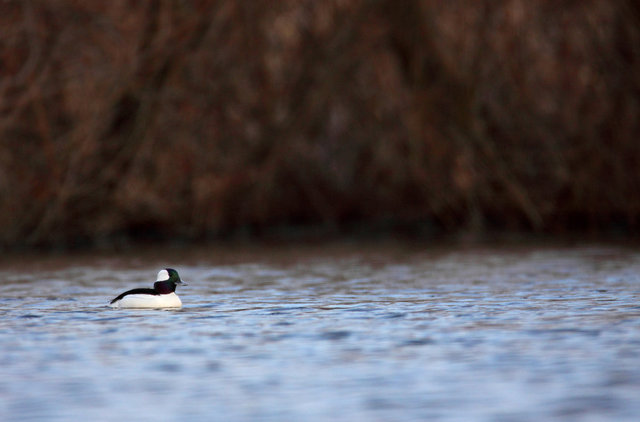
[109, 268, 187, 309]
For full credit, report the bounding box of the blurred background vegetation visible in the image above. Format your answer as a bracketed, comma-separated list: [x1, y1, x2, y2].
[1, 0, 639, 250]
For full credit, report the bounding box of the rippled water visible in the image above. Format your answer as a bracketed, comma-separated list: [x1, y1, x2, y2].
[1, 243, 639, 421]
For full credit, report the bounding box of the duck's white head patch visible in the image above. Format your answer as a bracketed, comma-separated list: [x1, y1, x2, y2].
[156, 269, 170, 281]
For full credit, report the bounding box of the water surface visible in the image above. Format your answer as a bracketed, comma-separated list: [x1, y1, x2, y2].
[1, 243, 639, 421]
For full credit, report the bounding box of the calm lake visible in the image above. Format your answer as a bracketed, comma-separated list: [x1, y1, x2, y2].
[1, 242, 639, 421]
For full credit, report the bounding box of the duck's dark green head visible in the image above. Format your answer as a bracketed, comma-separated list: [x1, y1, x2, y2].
[156, 268, 187, 286]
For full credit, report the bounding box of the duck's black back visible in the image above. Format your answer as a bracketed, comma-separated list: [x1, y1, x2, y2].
[110, 288, 158, 304]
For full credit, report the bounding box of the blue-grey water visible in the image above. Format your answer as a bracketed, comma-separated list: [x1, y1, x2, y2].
[1, 243, 639, 421]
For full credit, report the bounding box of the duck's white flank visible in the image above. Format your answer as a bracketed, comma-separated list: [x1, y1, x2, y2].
[109, 292, 182, 309]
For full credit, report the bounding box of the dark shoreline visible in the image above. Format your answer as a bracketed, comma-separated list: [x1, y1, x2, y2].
[2, 2, 639, 250]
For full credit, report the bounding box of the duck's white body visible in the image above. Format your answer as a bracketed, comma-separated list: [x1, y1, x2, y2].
[109, 292, 182, 309]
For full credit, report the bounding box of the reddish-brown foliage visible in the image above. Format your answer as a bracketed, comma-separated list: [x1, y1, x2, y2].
[1, 1, 639, 248]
